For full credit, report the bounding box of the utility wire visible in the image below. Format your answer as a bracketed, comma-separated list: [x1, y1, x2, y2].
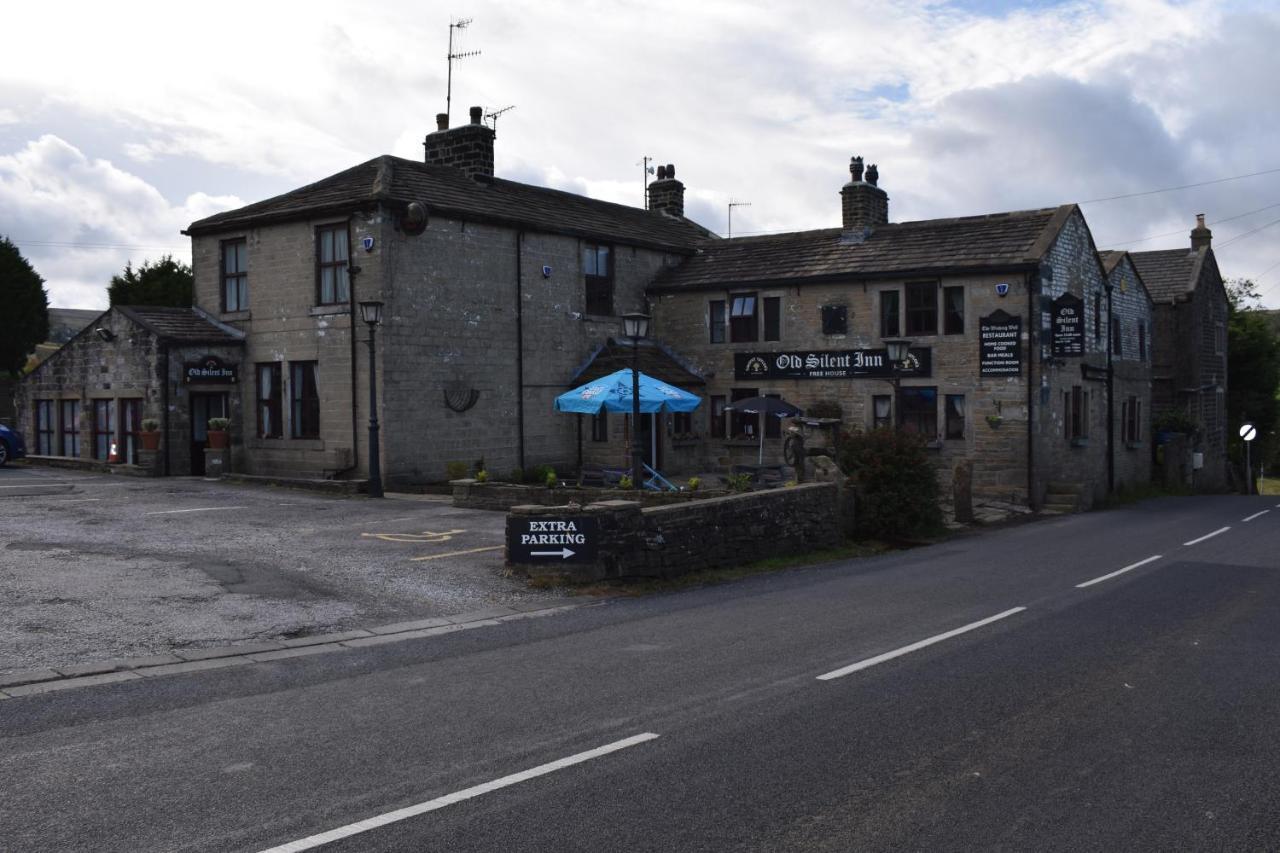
[1079, 166, 1280, 204]
[1106, 201, 1280, 246]
[1215, 215, 1280, 249]
[9, 238, 186, 251]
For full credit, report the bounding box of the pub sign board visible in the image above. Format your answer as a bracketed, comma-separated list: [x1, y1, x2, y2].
[979, 310, 1022, 376]
[734, 348, 931, 381]
[184, 355, 238, 384]
[1051, 293, 1084, 357]
[507, 516, 598, 564]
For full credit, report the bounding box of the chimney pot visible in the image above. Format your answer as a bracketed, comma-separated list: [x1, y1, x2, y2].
[665, 163, 675, 179]
[656, 164, 667, 180]
[1190, 212, 1213, 251]
[866, 164, 879, 186]
[850, 156, 864, 183]
[436, 113, 449, 131]
[470, 106, 483, 125]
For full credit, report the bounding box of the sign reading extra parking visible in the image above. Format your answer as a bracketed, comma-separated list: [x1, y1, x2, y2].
[507, 516, 598, 563]
[734, 348, 931, 380]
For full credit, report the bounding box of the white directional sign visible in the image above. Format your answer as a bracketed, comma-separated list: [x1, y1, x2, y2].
[507, 516, 597, 564]
[1241, 422, 1257, 442]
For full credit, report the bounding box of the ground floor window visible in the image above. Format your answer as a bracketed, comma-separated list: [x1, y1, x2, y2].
[900, 387, 937, 437]
[730, 388, 759, 438]
[257, 363, 283, 438]
[672, 411, 693, 436]
[60, 400, 80, 457]
[710, 395, 726, 439]
[35, 400, 55, 455]
[945, 394, 965, 439]
[1065, 386, 1089, 442]
[1122, 396, 1141, 444]
[92, 399, 116, 460]
[872, 395, 892, 429]
[290, 361, 320, 439]
[120, 399, 142, 464]
[591, 409, 608, 442]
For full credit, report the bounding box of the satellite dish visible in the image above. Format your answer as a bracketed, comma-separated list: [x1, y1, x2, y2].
[401, 201, 428, 236]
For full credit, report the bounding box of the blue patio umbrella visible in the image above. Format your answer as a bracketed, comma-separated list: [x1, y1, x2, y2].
[554, 369, 701, 415]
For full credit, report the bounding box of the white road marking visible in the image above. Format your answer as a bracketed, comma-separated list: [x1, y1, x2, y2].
[44, 498, 103, 503]
[816, 607, 1028, 681]
[144, 506, 247, 516]
[1243, 510, 1270, 522]
[1076, 554, 1163, 588]
[1183, 526, 1230, 546]
[256, 732, 661, 853]
[410, 545, 503, 562]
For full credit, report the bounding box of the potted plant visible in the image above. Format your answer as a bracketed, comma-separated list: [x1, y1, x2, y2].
[140, 417, 161, 450]
[207, 417, 230, 449]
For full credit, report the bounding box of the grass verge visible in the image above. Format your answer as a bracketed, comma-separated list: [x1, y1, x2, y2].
[1259, 478, 1280, 496]
[525, 540, 893, 597]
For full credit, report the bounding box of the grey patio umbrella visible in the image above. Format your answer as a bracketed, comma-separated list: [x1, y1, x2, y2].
[724, 396, 804, 464]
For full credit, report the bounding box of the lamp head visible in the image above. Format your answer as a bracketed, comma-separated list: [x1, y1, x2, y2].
[358, 300, 385, 326]
[621, 312, 650, 340]
[884, 339, 912, 364]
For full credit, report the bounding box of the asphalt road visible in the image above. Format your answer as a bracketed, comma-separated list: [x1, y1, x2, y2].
[2, 494, 1278, 851]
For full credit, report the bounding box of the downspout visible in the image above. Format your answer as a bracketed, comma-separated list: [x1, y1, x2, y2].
[515, 230, 526, 472]
[1106, 281, 1115, 494]
[348, 252, 360, 476]
[1025, 270, 1037, 510]
[161, 341, 171, 476]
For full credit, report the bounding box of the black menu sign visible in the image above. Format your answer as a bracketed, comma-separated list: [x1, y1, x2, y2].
[979, 310, 1022, 376]
[1051, 293, 1084, 357]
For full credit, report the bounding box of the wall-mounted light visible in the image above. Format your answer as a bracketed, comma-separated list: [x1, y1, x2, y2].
[95, 327, 115, 342]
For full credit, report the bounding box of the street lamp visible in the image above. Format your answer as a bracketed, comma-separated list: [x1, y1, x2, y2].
[622, 312, 650, 489]
[359, 299, 385, 498]
[882, 339, 913, 428]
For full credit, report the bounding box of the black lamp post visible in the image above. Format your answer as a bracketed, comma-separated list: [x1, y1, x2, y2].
[883, 338, 913, 428]
[359, 299, 385, 498]
[622, 312, 650, 489]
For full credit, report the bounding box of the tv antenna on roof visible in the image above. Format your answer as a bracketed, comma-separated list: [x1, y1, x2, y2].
[484, 105, 516, 132]
[728, 199, 752, 238]
[638, 156, 656, 209]
[447, 18, 481, 125]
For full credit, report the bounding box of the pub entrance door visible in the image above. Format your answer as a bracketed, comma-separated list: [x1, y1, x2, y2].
[190, 392, 229, 475]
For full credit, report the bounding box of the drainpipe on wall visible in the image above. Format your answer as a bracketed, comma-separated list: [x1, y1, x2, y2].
[515, 230, 526, 472]
[1025, 270, 1037, 510]
[161, 341, 171, 476]
[1106, 281, 1115, 494]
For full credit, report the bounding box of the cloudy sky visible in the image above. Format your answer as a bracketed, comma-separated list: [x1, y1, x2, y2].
[3, 0, 1278, 309]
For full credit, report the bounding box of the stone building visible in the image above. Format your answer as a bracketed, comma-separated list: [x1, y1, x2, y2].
[645, 157, 1154, 508]
[16, 305, 244, 475]
[1128, 216, 1230, 489]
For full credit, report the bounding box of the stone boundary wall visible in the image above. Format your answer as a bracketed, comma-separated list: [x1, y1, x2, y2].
[506, 482, 841, 582]
[452, 479, 727, 512]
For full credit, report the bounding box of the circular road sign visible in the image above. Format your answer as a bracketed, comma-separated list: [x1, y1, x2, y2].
[1240, 422, 1257, 442]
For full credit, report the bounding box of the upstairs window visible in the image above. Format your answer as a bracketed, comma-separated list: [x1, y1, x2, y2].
[258, 363, 283, 439]
[821, 304, 847, 336]
[729, 294, 758, 343]
[1111, 318, 1123, 357]
[316, 224, 350, 305]
[709, 300, 726, 344]
[221, 238, 248, 312]
[763, 297, 781, 341]
[1214, 321, 1225, 356]
[290, 361, 320, 439]
[1138, 322, 1147, 360]
[944, 286, 965, 335]
[905, 282, 938, 335]
[1094, 293, 1102, 343]
[583, 243, 613, 316]
[880, 290, 900, 338]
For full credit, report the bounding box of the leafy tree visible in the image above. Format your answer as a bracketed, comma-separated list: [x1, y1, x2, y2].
[107, 255, 193, 307]
[0, 236, 50, 377]
[1225, 278, 1280, 479]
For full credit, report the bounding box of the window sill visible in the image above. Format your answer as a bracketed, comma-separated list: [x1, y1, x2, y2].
[220, 310, 251, 321]
[1070, 437, 1090, 448]
[310, 305, 350, 317]
[1126, 441, 1144, 450]
[581, 313, 615, 322]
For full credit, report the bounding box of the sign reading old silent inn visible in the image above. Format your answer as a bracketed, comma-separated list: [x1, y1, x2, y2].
[183, 355, 238, 384]
[979, 310, 1022, 375]
[734, 348, 931, 381]
[1051, 293, 1084, 357]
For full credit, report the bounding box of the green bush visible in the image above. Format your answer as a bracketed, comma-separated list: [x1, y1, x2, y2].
[475, 469, 488, 483]
[445, 460, 470, 481]
[525, 463, 556, 485]
[545, 471, 558, 488]
[686, 476, 701, 491]
[837, 428, 942, 539]
[726, 473, 753, 493]
[207, 417, 230, 431]
[618, 474, 634, 489]
[140, 418, 160, 432]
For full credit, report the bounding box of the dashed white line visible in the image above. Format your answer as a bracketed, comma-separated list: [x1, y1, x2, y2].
[1183, 526, 1230, 546]
[1244, 510, 1270, 523]
[1076, 554, 1163, 588]
[817, 607, 1027, 681]
[256, 732, 661, 853]
[45, 498, 103, 503]
[144, 506, 247, 516]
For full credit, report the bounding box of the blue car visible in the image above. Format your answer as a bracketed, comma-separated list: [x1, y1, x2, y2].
[0, 423, 26, 466]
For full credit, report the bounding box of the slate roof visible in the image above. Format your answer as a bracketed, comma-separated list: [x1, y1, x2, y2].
[1128, 248, 1204, 302]
[116, 306, 244, 345]
[1097, 250, 1126, 274]
[185, 156, 713, 253]
[569, 338, 705, 389]
[648, 205, 1074, 292]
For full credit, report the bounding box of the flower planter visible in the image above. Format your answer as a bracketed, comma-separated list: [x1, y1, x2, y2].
[207, 430, 229, 449]
[140, 430, 162, 451]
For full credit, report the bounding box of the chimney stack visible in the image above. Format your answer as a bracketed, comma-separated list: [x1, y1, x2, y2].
[648, 162, 685, 218]
[423, 105, 495, 180]
[1190, 213, 1212, 251]
[840, 155, 889, 237]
